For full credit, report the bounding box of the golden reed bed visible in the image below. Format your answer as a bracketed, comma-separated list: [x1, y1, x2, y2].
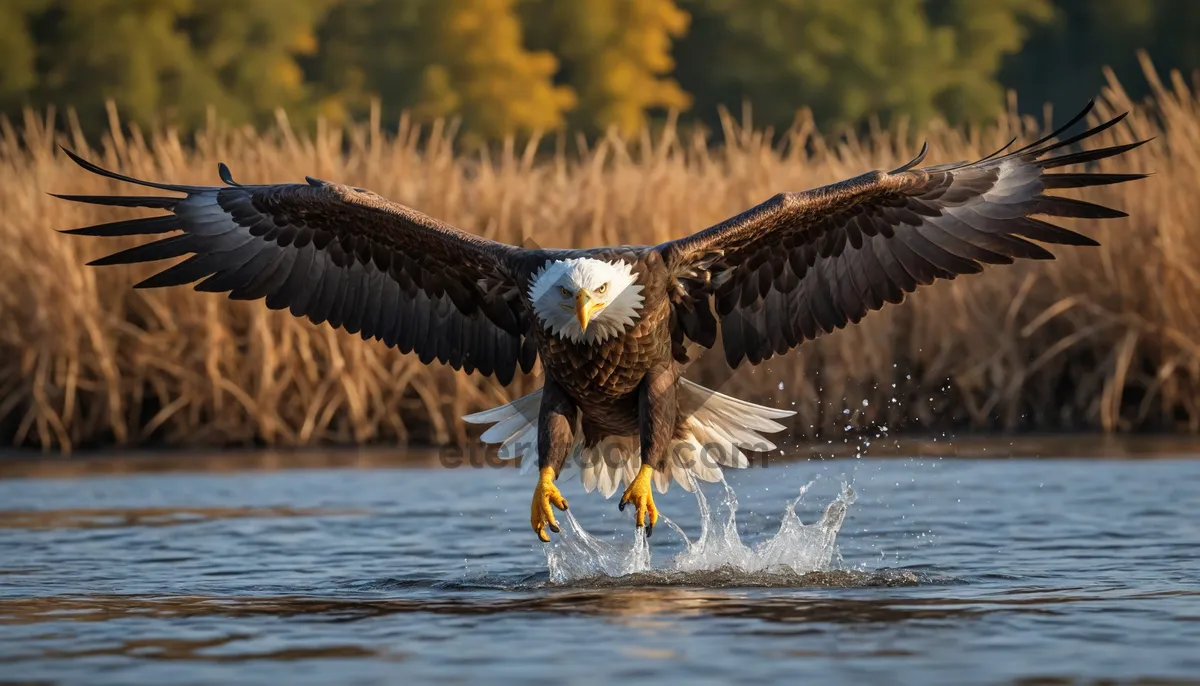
[2, 66, 1197, 452]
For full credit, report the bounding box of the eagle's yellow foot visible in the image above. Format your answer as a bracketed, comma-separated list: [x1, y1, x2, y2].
[531, 466, 569, 543]
[619, 464, 659, 536]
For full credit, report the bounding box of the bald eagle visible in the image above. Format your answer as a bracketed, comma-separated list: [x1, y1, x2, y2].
[56, 103, 1145, 541]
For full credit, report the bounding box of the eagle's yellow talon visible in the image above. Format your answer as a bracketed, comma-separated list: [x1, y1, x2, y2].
[619, 464, 659, 536]
[531, 466, 568, 542]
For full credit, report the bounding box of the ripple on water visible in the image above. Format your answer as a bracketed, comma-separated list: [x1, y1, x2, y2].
[5, 459, 1200, 683]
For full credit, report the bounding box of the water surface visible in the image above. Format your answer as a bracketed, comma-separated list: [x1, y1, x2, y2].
[1, 452, 1199, 684]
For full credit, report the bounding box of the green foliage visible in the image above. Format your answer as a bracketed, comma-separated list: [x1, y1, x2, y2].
[183, 0, 331, 124]
[1, 0, 330, 133]
[25, 0, 202, 129]
[927, 0, 1055, 122]
[674, 0, 1050, 133]
[305, 0, 426, 123]
[0, 0, 49, 113]
[1002, 0, 1200, 116]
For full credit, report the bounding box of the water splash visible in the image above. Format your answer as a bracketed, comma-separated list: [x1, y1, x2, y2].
[542, 511, 652, 581]
[544, 476, 855, 585]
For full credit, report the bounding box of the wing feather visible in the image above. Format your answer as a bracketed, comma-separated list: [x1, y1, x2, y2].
[659, 103, 1148, 366]
[56, 151, 535, 384]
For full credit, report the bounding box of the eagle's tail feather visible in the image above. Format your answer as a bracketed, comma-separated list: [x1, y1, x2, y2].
[658, 379, 795, 494]
[462, 379, 794, 494]
[462, 390, 543, 474]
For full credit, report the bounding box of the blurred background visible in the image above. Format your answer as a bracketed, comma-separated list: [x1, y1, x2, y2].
[2, 0, 1199, 139]
[0, 0, 1198, 454]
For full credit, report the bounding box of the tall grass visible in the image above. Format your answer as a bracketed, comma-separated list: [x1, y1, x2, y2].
[2, 62, 1198, 453]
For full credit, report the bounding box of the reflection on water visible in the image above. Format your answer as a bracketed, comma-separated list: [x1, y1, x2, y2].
[1, 454, 1199, 684]
[0, 506, 363, 530]
[4, 630, 395, 664]
[14, 582, 1176, 629]
[4, 584, 1199, 665]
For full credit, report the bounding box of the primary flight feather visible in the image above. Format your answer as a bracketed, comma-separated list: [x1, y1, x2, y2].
[56, 102, 1147, 541]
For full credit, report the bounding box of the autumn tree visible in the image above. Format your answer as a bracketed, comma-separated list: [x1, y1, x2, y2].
[310, 0, 574, 140]
[523, 0, 691, 136]
[415, 0, 575, 140]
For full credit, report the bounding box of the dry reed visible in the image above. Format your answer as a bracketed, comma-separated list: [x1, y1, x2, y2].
[2, 61, 1198, 453]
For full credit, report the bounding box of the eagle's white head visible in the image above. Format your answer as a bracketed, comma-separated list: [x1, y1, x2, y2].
[528, 258, 645, 344]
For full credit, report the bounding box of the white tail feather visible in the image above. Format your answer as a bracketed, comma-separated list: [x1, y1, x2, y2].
[462, 378, 794, 496]
[462, 392, 541, 470]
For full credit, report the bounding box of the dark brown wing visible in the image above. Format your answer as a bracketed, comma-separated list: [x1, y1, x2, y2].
[658, 102, 1149, 368]
[55, 150, 537, 384]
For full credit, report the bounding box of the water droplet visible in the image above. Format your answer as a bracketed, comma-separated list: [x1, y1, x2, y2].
[542, 477, 853, 582]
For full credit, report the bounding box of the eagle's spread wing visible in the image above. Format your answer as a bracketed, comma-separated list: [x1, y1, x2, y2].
[56, 150, 537, 384]
[659, 103, 1149, 368]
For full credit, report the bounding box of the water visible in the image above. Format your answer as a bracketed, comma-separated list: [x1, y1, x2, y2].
[542, 477, 856, 583]
[1, 453, 1199, 684]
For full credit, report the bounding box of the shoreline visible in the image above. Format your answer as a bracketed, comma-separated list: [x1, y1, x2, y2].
[4, 433, 1199, 479]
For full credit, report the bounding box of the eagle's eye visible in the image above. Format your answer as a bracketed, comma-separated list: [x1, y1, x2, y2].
[559, 286, 572, 298]
[596, 282, 608, 295]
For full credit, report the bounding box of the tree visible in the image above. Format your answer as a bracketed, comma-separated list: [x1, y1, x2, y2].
[927, 0, 1055, 123]
[2, 0, 331, 134]
[7, 0, 1200, 142]
[0, 0, 49, 114]
[182, 0, 332, 125]
[26, 0, 205, 129]
[305, 0, 427, 123]
[310, 0, 575, 140]
[523, 0, 691, 136]
[415, 0, 575, 140]
[1000, 0, 1200, 115]
[674, 0, 1050, 134]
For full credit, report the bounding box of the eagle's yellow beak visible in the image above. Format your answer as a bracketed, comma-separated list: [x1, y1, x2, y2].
[575, 290, 604, 330]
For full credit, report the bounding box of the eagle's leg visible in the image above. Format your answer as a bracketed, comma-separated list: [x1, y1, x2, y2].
[620, 365, 678, 537]
[532, 378, 575, 542]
